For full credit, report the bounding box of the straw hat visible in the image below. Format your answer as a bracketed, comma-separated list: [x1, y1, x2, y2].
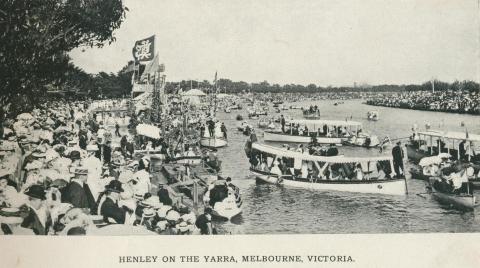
[25, 160, 43, 171]
[142, 208, 156, 218]
[31, 151, 47, 158]
[133, 193, 144, 201]
[166, 209, 180, 222]
[177, 220, 190, 233]
[141, 196, 162, 209]
[157, 205, 172, 218]
[73, 168, 88, 175]
[86, 144, 98, 151]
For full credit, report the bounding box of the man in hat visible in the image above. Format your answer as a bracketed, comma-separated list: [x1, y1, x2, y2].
[220, 122, 227, 139]
[84, 144, 103, 200]
[78, 131, 87, 150]
[103, 140, 112, 165]
[207, 118, 215, 137]
[100, 180, 128, 224]
[280, 115, 286, 133]
[392, 141, 405, 178]
[115, 121, 121, 137]
[21, 185, 52, 235]
[125, 136, 135, 159]
[157, 183, 172, 206]
[61, 168, 96, 213]
[459, 139, 467, 161]
[195, 207, 213, 235]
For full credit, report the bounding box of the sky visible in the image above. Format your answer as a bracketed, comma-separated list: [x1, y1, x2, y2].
[69, 0, 479, 86]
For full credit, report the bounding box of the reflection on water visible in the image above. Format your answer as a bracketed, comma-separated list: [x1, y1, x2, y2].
[213, 99, 480, 234]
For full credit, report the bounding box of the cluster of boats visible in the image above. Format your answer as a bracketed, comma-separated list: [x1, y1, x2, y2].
[231, 98, 480, 212]
[406, 129, 480, 210]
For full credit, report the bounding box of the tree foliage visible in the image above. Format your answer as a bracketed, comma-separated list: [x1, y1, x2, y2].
[0, 0, 127, 115]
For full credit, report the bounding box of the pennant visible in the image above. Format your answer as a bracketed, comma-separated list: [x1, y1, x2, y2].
[132, 35, 155, 62]
[140, 53, 159, 82]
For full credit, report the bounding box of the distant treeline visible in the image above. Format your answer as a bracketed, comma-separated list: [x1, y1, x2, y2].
[49, 62, 480, 102]
[165, 79, 479, 94]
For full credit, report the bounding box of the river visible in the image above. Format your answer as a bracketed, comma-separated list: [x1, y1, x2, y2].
[212, 99, 480, 234]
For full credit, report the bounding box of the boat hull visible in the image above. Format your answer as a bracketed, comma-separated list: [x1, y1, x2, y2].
[173, 156, 202, 165]
[253, 171, 407, 195]
[432, 191, 476, 210]
[263, 131, 341, 144]
[406, 144, 427, 164]
[303, 115, 321, 120]
[200, 137, 228, 148]
[211, 197, 242, 220]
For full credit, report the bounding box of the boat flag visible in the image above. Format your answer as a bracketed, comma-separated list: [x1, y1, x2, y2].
[132, 35, 155, 62]
[140, 53, 159, 82]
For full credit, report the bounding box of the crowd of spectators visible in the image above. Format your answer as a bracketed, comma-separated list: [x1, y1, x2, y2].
[366, 90, 480, 115]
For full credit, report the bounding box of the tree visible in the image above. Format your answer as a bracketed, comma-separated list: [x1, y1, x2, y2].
[0, 0, 127, 116]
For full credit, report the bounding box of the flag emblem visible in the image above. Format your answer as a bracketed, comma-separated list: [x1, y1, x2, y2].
[133, 35, 155, 62]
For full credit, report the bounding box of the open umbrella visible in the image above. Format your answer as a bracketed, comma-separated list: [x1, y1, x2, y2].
[54, 126, 71, 133]
[16, 113, 33, 121]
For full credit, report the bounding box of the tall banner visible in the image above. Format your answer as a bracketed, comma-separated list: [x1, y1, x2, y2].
[132, 35, 155, 62]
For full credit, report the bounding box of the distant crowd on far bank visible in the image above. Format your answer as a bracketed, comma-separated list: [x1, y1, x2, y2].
[366, 90, 480, 115]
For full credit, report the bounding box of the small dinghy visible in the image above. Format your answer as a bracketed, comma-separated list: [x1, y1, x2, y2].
[428, 176, 477, 211]
[203, 179, 242, 220]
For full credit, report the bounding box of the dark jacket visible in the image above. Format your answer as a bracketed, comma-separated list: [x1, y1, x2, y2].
[392, 145, 404, 162]
[62, 181, 96, 212]
[126, 142, 134, 156]
[326, 147, 339, 156]
[79, 134, 87, 150]
[21, 206, 52, 235]
[157, 188, 172, 206]
[103, 144, 112, 163]
[100, 197, 126, 224]
[459, 141, 466, 159]
[195, 213, 211, 235]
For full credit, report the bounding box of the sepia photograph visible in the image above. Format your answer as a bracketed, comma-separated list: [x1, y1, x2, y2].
[0, 0, 480, 247]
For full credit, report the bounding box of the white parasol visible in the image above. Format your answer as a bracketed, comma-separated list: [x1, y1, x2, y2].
[16, 113, 33, 121]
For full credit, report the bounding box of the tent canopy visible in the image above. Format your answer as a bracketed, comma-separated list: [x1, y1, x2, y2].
[181, 89, 206, 96]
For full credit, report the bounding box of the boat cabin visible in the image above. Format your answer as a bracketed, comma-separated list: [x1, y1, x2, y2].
[408, 130, 480, 163]
[283, 119, 363, 138]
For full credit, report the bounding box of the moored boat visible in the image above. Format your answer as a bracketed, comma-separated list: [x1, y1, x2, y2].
[263, 119, 362, 144]
[203, 179, 242, 220]
[200, 137, 227, 148]
[428, 176, 477, 210]
[200, 120, 228, 148]
[367, 111, 379, 121]
[406, 129, 480, 164]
